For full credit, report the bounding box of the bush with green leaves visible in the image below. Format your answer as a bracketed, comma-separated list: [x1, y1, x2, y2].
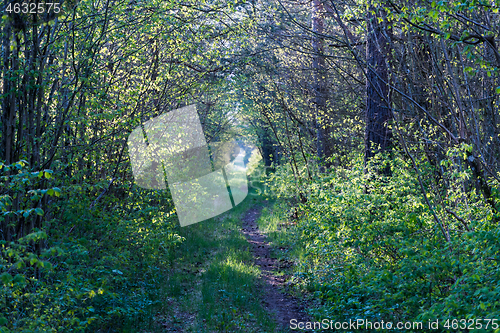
[1, 161, 185, 332]
[266, 149, 500, 332]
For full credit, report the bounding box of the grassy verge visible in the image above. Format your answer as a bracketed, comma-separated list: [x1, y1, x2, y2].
[151, 195, 275, 332]
[254, 200, 314, 307]
[147, 152, 285, 332]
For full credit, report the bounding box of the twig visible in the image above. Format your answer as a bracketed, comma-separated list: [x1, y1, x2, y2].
[90, 177, 115, 210]
[445, 208, 471, 232]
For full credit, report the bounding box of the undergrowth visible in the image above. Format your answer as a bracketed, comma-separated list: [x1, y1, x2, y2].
[1, 148, 279, 332]
[261, 148, 500, 332]
[1, 159, 184, 332]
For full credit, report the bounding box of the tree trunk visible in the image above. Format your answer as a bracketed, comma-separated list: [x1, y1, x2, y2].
[261, 129, 275, 168]
[312, 0, 331, 171]
[365, 4, 391, 171]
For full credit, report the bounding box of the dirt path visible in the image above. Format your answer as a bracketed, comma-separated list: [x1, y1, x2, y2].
[241, 206, 309, 332]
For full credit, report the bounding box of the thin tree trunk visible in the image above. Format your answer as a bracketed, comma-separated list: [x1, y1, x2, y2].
[365, 4, 391, 171]
[312, 0, 331, 171]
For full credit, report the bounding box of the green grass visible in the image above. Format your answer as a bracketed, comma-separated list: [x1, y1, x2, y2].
[148, 193, 276, 332]
[128, 150, 315, 333]
[143, 151, 289, 332]
[254, 201, 311, 300]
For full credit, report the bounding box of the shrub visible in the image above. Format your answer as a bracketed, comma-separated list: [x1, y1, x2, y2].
[0, 161, 184, 332]
[266, 151, 500, 332]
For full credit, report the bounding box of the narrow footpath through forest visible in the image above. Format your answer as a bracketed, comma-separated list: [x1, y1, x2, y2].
[241, 206, 309, 332]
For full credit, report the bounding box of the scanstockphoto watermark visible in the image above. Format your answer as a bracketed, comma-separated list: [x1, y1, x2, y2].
[246, 165, 331, 198]
[128, 104, 249, 227]
[290, 318, 500, 330]
[290, 319, 424, 331]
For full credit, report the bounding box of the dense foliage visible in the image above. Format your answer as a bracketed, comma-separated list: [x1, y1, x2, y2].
[2, 0, 500, 330]
[264, 147, 500, 331]
[1, 159, 184, 331]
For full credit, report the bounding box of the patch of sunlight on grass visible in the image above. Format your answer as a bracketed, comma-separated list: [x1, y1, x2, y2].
[200, 251, 275, 333]
[256, 202, 292, 250]
[152, 175, 279, 333]
[223, 253, 260, 280]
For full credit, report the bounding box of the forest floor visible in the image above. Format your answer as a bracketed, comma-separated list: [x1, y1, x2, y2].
[241, 205, 309, 331]
[148, 195, 310, 333]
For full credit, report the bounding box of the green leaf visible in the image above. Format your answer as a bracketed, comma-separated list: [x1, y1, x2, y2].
[35, 208, 44, 216]
[52, 187, 61, 197]
[12, 274, 25, 285]
[39, 261, 52, 270]
[0, 273, 13, 285]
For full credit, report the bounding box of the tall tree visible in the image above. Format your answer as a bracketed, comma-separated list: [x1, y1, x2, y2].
[312, 0, 332, 171]
[364, 3, 391, 168]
